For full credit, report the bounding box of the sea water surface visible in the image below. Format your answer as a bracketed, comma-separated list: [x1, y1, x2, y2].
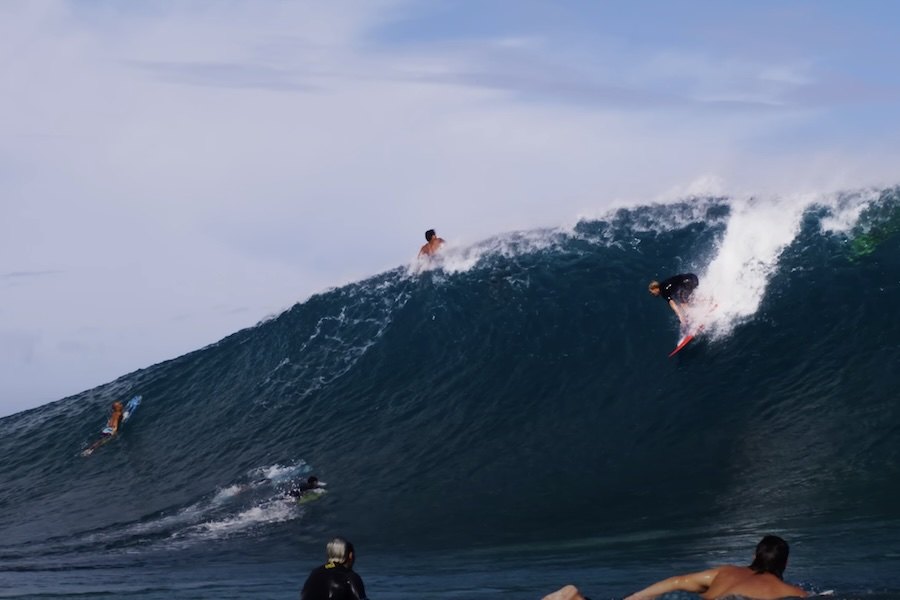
[1, 189, 899, 599]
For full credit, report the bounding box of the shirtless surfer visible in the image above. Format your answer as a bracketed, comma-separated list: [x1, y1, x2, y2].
[648, 273, 698, 328]
[418, 229, 445, 258]
[82, 401, 125, 456]
[624, 535, 807, 600]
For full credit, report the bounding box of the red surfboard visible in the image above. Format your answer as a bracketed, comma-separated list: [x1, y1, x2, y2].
[668, 334, 694, 357]
[669, 325, 704, 357]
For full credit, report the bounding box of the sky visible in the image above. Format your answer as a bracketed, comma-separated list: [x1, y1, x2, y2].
[2, 0, 899, 417]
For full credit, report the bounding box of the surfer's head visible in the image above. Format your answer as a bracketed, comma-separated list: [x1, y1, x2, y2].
[112, 401, 124, 412]
[648, 281, 661, 296]
[307, 476, 319, 487]
[425, 229, 436, 242]
[325, 537, 355, 568]
[749, 535, 789, 579]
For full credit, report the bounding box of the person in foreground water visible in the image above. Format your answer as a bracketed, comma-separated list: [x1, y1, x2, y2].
[648, 273, 699, 328]
[301, 537, 368, 600]
[623, 535, 807, 599]
[418, 228, 445, 258]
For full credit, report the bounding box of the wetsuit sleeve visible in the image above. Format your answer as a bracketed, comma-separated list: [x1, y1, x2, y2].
[300, 566, 324, 600]
[350, 572, 368, 600]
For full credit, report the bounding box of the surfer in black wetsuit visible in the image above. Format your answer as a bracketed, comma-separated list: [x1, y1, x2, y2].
[648, 273, 699, 327]
[301, 537, 368, 600]
[288, 476, 322, 500]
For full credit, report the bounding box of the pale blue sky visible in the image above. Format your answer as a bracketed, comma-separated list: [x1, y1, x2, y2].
[1, 0, 898, 416]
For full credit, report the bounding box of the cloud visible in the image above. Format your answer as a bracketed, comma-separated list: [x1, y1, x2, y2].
[130, 61, 320, 92]
[0, 330, 41, 365]
[1, 0, 898, 417]
[1, 270, 64, 279]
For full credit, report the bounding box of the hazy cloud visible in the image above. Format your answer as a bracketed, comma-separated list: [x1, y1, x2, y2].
[2, 270, 64, 279]
[130, 60, 320, 92]
[1, 0, 898, 417]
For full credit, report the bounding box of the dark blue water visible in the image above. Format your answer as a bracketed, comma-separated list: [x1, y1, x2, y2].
[1, 189, 899, 599]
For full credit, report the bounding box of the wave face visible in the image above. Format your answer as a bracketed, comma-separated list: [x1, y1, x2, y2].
[1, 188, 899, 598]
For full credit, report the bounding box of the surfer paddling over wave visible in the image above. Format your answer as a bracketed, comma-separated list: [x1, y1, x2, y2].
[286, 475, 327, 503]
[418, 228, 445, 259]
[81, 395, 142, 456]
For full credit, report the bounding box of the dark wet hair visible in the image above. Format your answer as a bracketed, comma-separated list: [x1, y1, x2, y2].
[749, 535, 789, 579]
[308, 476, 319, 484]
[425, 229, 436, 242]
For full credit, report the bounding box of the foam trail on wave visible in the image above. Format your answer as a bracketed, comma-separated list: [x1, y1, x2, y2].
[258, 273, 415, 407]
[406, 227, 572, 276]
[185, 499, 297, 540]
[102, 462, 313, 547]
[247, 462, 309, 484]
[688, 190, 878, 338]
[691, 195, 808, 336]
[818, 188, 882, 233]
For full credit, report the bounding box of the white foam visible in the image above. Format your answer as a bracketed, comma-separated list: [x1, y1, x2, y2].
[248, 461, 309, 484]
[685, 190, 881, 339]
[190, 499, 296, 538]
[818, 188, 882, 233]
[686, 195, 806, 337]
[211, 484, 246, 503]
[406, 227, 571, 276]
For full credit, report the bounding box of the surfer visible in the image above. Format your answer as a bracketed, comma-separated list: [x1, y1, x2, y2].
[648, 273, 698, 327]
[418, 229, 445, 258]
[301, 536, 368, 600]
[288, 476, 322, 500]
[623, 535, 807, 600]
[82, 401, 125, 455]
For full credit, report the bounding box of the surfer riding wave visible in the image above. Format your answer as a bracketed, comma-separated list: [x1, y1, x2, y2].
[648, 273, 698, 329]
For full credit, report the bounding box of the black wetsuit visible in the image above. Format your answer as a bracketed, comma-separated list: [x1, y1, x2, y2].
[300, 563, 367, 600]
[288, 482, 318, 499]
[658, 273, 698, 304]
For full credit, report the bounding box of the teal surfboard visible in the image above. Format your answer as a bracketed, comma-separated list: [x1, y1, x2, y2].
[122, 395, 142, 423]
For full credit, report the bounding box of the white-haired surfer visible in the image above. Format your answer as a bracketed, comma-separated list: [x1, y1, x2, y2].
[301, 537, 368, 600]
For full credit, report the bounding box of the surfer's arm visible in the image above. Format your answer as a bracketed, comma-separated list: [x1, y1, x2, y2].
[668, 299, 687, 325]
[623, 568, 716, 600]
